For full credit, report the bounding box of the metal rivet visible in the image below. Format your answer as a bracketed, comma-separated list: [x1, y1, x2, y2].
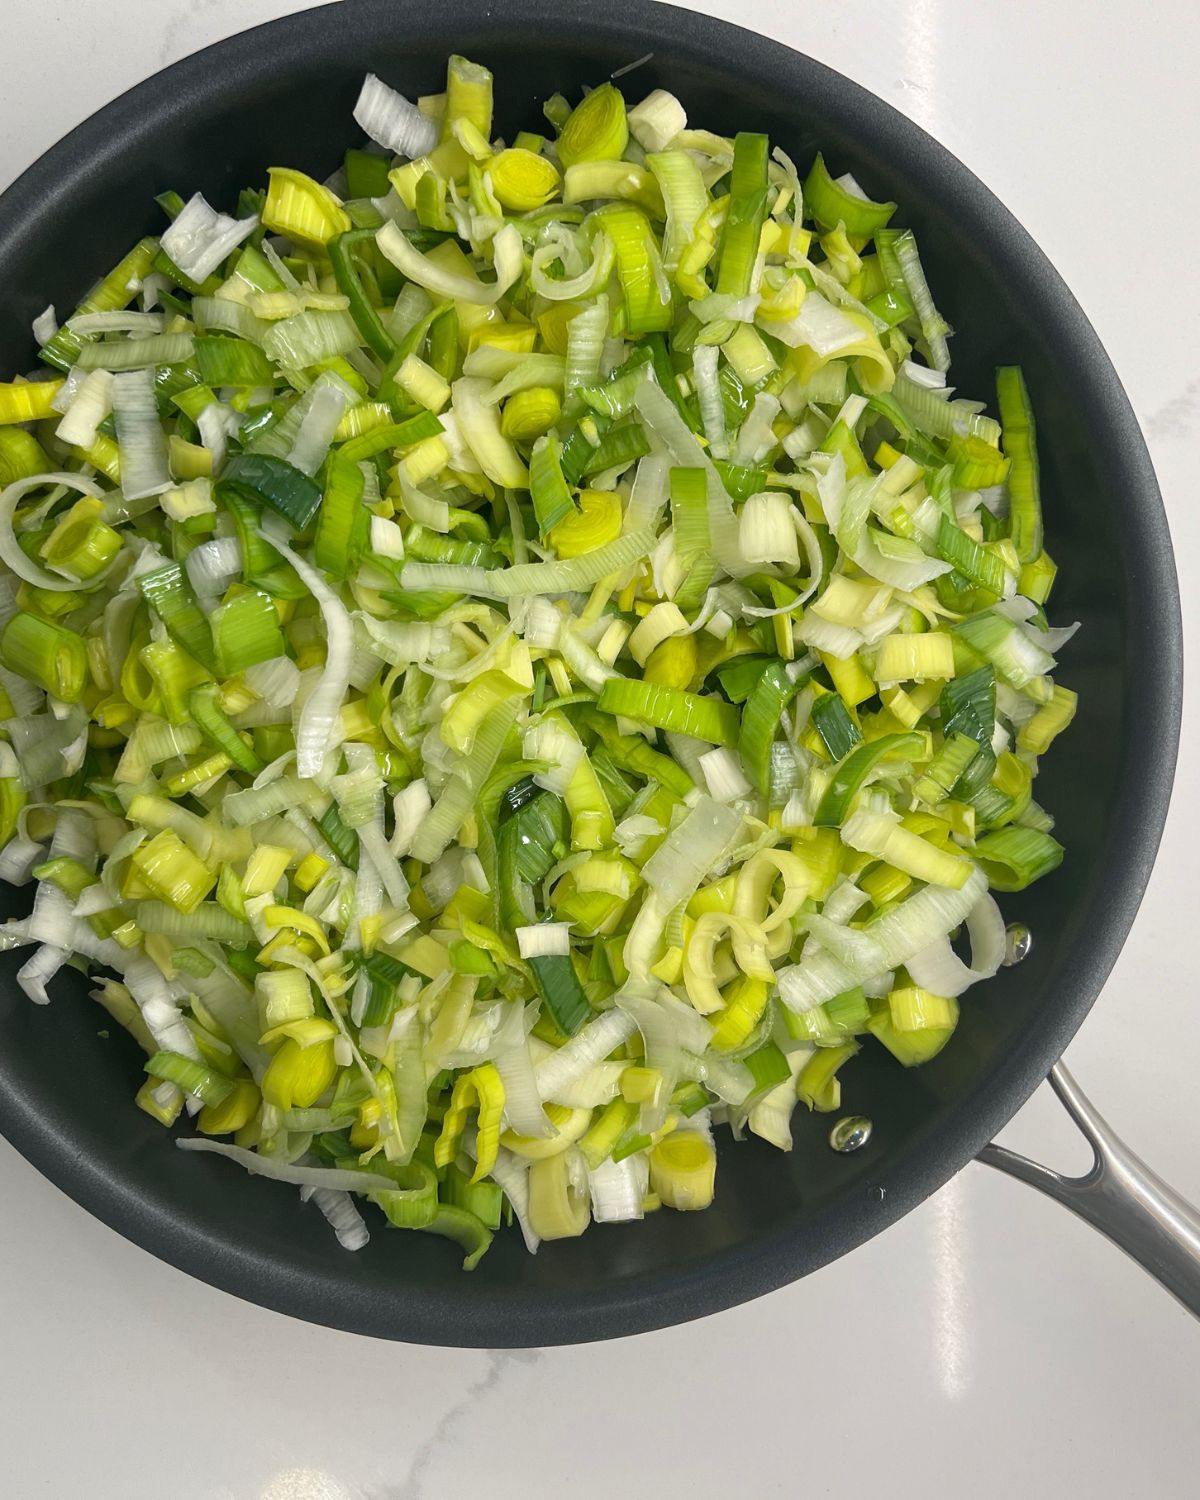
[1003, 923, 1032, 966]
[829, 1114, 873, 1153]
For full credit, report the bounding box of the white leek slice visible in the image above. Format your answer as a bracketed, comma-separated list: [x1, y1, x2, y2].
[161, 193, 258, 283]
[376, 221, 524, 306]
[112, 368, 171, 499]
[178, 1138, 397, 1192]
[353, 73, 438, 158]
[264, 527, 354, 778]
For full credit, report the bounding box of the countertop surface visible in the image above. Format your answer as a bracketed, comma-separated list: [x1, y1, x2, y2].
[1, 2, 1197, 1495]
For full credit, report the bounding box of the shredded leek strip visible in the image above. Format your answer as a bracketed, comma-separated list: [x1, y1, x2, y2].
[0, 54, 1077, 1271]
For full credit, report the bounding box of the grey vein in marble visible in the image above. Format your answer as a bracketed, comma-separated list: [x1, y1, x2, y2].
[388, 1349, 543, 1499]
[1142, 377, 1200, 443]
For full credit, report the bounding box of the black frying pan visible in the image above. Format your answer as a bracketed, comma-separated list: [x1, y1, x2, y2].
[0, 0, 1183, 1347]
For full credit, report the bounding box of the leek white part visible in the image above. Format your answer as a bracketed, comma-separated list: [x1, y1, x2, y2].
[529, 232, 615, 303]
[858, 529, 950, 590]
[286, 380, 348, 476]
[900, 359, 946, 390]
[17, 940, 70, 1006]
[71, 311, 166, 336]
[557, 622, 618, 689]
[451, 376, 528, 488]
[369, 515, 405, 560]
[523, 717, 584, 794]
[639, 796, 743, 912]
[623, 453, 671, 535]
[840, 806, 971, 889]
[376, 220, 524, 306]
[0, 833, 44, 886]
[410, 702, 519, 863]
[1025, 618, 1080, 655]
[691, 293, 760, 325]
[693, 345, 728, 459]
[185, 535, 242, 601]
[476, 360, 568, 410]
[196, 403, 242, 476]
[488, 1148, 540, 1253]
[739, 491, 800, 570]
[789, 507, 826, 603]
[262, 311, 362, 370]
[161, 193, 259, 283]
[55, 369, 113, 448]
[563, 295, 609, 403]
[699, 746, 752, 804]
[31, 305, 57, 345]
[360, 821, 411, 910]
[762, 291, 863, 355]
[7, 708, 89, 788]
[177, 1138, 397, 1192]
[628, 601, 688, 666]
[683, 1048, 752, 1104]
[516, 923, 571, 959]
[264, 527, 355, 778]
[831, 394, 869, 432]
[357, 614, 446, 667]
[353, 72, 439, 158]
[112, 368, 171, 499]
[773, 942, 858, 1014]
[122, 954, 204, 1114]
[734, 392, 782, 466]
[663, 730, 710, 788]
[590, 1154, 648, 1223]
[193, 296, 268, 346]
[822, 878, 869, 925]
[389, 779, 432, 857]
[628, 88, 688, 152]
[534, 1009, 636, 1103]
[519, 597, 562, 650]
[2, 912, 123, 969]
[613, 814, 663, 857]
[399, 480, 451, 532]
[50, 366, 88, 415]
[616, 987, 713, 1085]
[796, 613, 862, 660]
[491, 1002, 554, 1138]
[905, 891, 1006, 997]
[17, 811, 93, 1003]
[243, 655, 301, 708]
[301, 1185, 370, 1250]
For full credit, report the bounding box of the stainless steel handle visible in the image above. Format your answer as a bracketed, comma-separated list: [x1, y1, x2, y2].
[978, 1063, 1200, 1319]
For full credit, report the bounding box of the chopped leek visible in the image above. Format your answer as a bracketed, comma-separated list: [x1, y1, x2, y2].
[0, 55, 1077, 1272]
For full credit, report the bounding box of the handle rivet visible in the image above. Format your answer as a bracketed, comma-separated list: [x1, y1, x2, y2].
[830, 1114, 872, 1152]
[1003, 923, 1032, 965]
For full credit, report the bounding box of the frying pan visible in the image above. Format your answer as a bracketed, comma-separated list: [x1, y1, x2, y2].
[0, 0, 1187, 1347]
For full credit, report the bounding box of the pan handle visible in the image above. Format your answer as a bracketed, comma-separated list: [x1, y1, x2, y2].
[978, 1063, 1200, 1319]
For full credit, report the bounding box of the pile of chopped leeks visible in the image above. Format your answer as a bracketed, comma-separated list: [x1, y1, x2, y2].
[0, 56, 1078, 1267]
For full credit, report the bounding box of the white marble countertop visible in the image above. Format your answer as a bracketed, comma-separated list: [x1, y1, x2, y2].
[2, 2, 1198, 1495]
